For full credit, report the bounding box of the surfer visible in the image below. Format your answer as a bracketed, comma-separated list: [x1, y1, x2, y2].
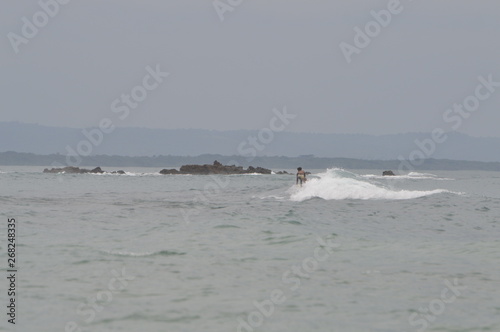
[296, 167, 307, 186]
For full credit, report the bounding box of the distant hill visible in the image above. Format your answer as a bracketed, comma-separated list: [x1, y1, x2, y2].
[1, 122, 500, 162]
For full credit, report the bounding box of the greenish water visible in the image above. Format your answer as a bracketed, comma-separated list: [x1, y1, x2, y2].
[0, 167, 499, 332]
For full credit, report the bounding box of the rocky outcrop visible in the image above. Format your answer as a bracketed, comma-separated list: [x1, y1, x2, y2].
[43, 166, 78, 174]
[160, 161, 272, 175]
[90, 167, 104, 173]
[43, 166, 124, 174]
[245, 166, 272, 175]
[43, 166, 102, 174]
[43, 161, 273, 176]
[382, 170, 396, 176]
[159, 168, 181, 175]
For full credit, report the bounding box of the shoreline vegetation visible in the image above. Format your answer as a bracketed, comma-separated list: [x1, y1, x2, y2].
[2, 151, 500, 171]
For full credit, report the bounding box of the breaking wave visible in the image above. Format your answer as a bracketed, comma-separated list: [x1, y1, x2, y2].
[289, 168, 451, 202]
[361, 171, 452, 180]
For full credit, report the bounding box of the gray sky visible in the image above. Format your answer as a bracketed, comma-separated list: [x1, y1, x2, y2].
[1, 0, 499, 136]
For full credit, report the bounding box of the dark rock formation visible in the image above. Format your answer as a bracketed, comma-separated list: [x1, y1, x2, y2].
[90, 167, 104, 173]
[43, 161, 273, 176]
[159, 168, 181, 175]
[246, 166, 272, 175]
[44, 166, 122, 174]
[256, 167, 272, 174]
[382, 170, 396, 176]
[43, 166, 92, 174]
[161, 161, 272, 175]
[276, 171, 290, 175]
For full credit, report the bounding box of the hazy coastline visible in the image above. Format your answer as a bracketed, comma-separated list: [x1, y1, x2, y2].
[2, 151, 500, 171]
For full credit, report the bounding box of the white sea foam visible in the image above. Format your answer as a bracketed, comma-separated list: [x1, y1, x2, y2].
[289, 168, 450, 201]
[408, 172, 436, 177]
[362, 171, 452, 180]
[89, 171, 165, 177]
[122, 172, 165, 177]
[258, 194, 286, 200]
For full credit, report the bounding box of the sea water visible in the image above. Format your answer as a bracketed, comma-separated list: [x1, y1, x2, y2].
[0, 166, 499, 332]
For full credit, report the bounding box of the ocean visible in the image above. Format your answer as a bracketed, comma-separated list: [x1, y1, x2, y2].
[1, 166, 499, 332]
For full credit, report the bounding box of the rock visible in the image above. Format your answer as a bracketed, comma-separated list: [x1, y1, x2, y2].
[246, 166, 271, 174]
[42, 162, 273, 176]
[162, 161, 272, 175]
[43, 166, 91, 174]
[159, 169, 181, 175]
[382, 170, 396, 176]
[90, 167, 104, 174]
[43, 166, 123, 174]
[276, 171, 290, 175]
[253, 167, 272, 175]
[179, 163, 244, 175]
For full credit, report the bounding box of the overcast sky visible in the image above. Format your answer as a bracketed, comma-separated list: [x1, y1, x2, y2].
[1, 0, 499, 136]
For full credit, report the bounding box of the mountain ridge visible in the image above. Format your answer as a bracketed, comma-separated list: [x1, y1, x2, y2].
[1, 122, 500, 162]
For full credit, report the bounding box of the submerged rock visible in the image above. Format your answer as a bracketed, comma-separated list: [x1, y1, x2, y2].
[382, 170, 396, 176]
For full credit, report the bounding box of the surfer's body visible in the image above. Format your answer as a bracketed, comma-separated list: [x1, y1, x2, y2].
[296, 167, 307, 186]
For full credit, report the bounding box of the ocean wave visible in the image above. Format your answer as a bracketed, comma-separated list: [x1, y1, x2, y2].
[104, 250, 186, 257]
[88, 171, 164, 177]
[361, 171, 452, 180]
[408, 171, 436, 177]
[289, 168, 452, 201]
[258, 194, 287, 200]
